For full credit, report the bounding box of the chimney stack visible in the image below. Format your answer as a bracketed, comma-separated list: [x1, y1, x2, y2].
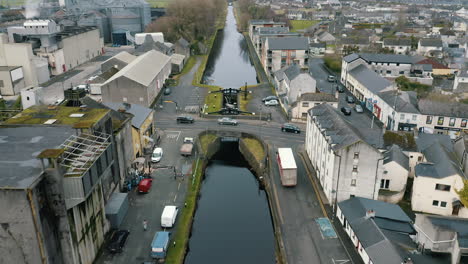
[366, 209, 375, 219]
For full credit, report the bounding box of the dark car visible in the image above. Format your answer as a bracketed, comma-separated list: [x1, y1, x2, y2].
[108, 230, 129, 253]
[341, 107, 352, 116]
[176, 116, 194, 124]
[346, 96, 355, 104]
[262, 95, 278, 102]
[337, 85, 345, 93]
[163, 87, 171, 95]
[281, 123, 301, 133]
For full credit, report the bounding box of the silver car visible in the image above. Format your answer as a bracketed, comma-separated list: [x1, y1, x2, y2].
[217, 117, 238, 125]
[355, 105, 363, 113]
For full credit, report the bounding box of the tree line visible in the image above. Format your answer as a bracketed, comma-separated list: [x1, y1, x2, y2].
[145, 0, 226, 44]
[236, 0, 289, 31]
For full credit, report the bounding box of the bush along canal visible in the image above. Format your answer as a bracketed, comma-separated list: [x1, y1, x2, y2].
[184, 139, 276, 264]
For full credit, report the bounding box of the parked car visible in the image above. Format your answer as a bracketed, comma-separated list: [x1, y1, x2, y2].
[341, 107, 352, 116]
[176, 116, 194, 124]
[262, 95, 278, 102]
[108, 230, 130, 253]
[281, 123, 301, 133]
[151, 147, 163, 162]
[327, 75, 336, 82]
[337, 85, 345, 93]
[355, 104, 363, 113]
[346, 96, 355, 104]
[138, 178, 153, 193]
[163, 87, 171, 95]
[265, 99, 279, 106]
[218, 117, 238, 125]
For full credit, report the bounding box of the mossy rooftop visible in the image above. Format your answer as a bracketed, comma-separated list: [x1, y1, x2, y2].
[5, 106, 109, 127]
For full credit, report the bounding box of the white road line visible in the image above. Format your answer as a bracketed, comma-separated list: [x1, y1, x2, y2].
[165, 130, 181, 141]
[173, 194, 177, 202]
[177, 182, 181, 191]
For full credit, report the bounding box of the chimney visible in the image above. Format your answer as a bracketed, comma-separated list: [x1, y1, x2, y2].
[365, 209, 375, 219]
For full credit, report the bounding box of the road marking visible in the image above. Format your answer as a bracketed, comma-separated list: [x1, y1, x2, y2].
[316, 217, 337, 239]
[165, 130, 181, 141]
[332, 259, 350, 264]
[173, 194, 177, 202]
[177, 182, 181, 191]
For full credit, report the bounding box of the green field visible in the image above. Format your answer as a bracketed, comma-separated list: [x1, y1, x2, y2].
[290, 20, 319, 32]
[0, 0, 26, 7]
[145, 0, 171, 8]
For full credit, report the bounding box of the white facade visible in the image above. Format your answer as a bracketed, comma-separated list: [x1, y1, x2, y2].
[381, 162, 408, 193]
[290, 98, 338, 122]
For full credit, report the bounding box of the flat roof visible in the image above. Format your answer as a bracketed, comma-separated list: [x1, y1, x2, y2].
[5, 105, 109, 127]
[0, 126, 74, 189]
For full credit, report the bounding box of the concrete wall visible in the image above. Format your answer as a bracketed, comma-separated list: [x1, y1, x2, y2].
[414, 214, 456, 253]
[114, 118, 134, 186]
[102, 77, 149, 107]
[61, 29, 103, 71]
[0, 69, 25, 96]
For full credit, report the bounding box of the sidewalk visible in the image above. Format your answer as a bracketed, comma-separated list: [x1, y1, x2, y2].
[299, 150, 365, 264]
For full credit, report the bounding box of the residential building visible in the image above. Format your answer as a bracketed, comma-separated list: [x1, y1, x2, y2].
[341, 53, 433, 85]
[416, 58, 452, 76]
[382, 38, 412, 54]
[287, 10, 305, 20]
[453, 69, 468, 91]
[2, 105, 121, 264]
[315, 30, 336, 44]
[305, 104, 384, 205]
[103, 101, 155, 158]
[417, 100, 468, 136]
[0, 66, 25, 96]
[290, 92, 338, 123]
[337, 197, 416, 264]
[376, 90, 420, 131]
[251, 27, 299, 56]
[248, 20, 287, 39]
[417, 38, 443, 56]
[310, 42, 326, 55]
[453, 134, 468, 174]
[379, 145, 409, 203]
[414, 214, 468, 264]
[412, 134, 468, 217]
[263, 37, 309, 73]
[341, 37, 370, 53]
[101, 50, 171, 107]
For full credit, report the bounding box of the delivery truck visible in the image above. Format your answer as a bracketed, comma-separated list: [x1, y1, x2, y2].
[151, 231, 170, 259]
[180, 137, 194, 156]
[161, 205, 179, 228]
[277, 148, 297, 186]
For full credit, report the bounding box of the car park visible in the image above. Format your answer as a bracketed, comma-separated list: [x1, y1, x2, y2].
[262, 95, 278, 102]
[346, 96, 355, 104]
[265, 99, 279, 106]
[176, 116, 194, 124]
[108, 230, 129, 253]
[218, 117, 238, 125]
[355, 105, 363, 113]
[281, 123, 301, 133]
[151, 147, 163, 162]
[341, 107, 352, 116]
[327, 75, 336, 82]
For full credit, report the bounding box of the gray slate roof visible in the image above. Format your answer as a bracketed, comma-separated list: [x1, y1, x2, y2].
[377, 90, 419, 114]
[310, 42, 326, 48]
[177, 37, 190, 48]
[257, 26, 289, 34]
[383, 38, 411, 46]
[418, 99, 468, 118]
[342, 37, 369, 45]
[384, 145, 409, 170]
[338, 197, 414, 264]
[343, 53, 422, 64]
[250, 20, 285, 25]
[283, 63, 301, 80]
[103, 102, 153, 129]
[267, 37, 309, 50]
[0, 126, 74, 188]
[349, 64, 392, 93]
[420, 38, 443, 47]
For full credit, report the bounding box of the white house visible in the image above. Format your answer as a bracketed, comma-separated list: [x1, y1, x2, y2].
[416, 100, 468, 137]
[382, 38, 412, 54]
[411, 134, 468, 217]
[379, 145, 409, 203]
[337, 197, 416, 264]
[453, 69, 468, 91]
[290, 92, 338, 123]
[376, 90, 420, 131]
[417, 38, 443, 56]
[305, 104, 384, 206]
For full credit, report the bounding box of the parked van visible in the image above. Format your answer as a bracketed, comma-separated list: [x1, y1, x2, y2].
[161, 205, 179, 228]
[151, 231, 170, 259]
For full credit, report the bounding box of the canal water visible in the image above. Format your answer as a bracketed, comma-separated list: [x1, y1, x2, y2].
[202, 6, 258, 88]
[185, 142, 275, 264]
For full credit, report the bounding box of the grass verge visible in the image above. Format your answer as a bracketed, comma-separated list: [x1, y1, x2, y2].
[243, 137, 265, 163]
[290, 20, 320, 32]
[199, 133, 217, 154]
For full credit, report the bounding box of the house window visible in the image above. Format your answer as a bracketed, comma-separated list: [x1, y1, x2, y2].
[462, 119, 467, 128]
[352, 165, 358, 173]
[290, 51, 296, 57]
[399, 71, 404, 74]
[449, 118, 455, 127]
[441, 201, 447, 207]
[435, 184, 451, 191]
[281, 51, 287, 57]
[432, 200, 439, 206]
[351, 179, 356, 186]
[426, 116, 433, 124]
[301, 112, 307, 119]
[386, 70, 391, 74]
[417, 156, 422, 162]
[354, 152, 359, 159]
[27, 96, 30, 101]
[139, 97, 144, 102]
[302, 102, 309, 107]
[400, 113, 405, 120]
[350, 194, 355, 198]
[0, 80, 4, 87]
[380, 179, 390, 189]
[396, 63, 400, 66]
[437, 117, 444, 125]
[412, 115, 417, 121]
[123, 97, 127, 102]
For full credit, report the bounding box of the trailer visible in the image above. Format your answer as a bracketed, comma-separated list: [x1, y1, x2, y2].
[277, 148, 297, 186]
[180, 137, 194, 156]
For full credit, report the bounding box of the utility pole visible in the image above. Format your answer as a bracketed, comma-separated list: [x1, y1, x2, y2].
[244, 82, 247, 100]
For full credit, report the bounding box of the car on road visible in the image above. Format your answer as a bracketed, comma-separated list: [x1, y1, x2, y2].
[138, 178, 153, 193]
[151, 147, 163, 162]
[336, 85, 345, 93]
[176, 116, 194, 124]
[108, 230, 129, 253]
[341, 107, 352, 116]
[355, 104, 363, 113]
[218, 117, 238, 125]
[327, 75, 336, 82]
[262, 95, 278, 102]
[163, 87, 171, 95]
[265, 99, 279, 106]
[346, 96, 355, 104]
[281, 123, 301, 133]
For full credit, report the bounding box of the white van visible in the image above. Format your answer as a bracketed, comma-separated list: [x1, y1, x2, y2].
[161, 206, 178, 228]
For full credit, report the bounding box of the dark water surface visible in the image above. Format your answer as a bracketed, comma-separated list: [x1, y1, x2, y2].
[184, 142, 275, 264]
[202, 6, 258, 88]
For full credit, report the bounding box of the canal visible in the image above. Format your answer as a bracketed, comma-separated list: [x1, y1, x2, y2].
[185, 141, 276, 264]
[202, 6, 258, 88]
